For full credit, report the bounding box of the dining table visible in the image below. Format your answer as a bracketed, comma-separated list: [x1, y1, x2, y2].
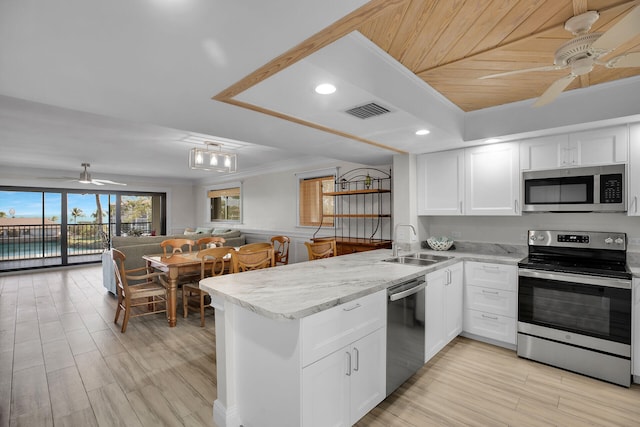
[142, 252, 206, 327]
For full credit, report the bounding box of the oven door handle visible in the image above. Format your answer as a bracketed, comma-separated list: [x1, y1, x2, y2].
[518, 268, 631, 289]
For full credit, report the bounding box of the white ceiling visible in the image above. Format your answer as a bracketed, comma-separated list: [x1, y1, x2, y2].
[1, 0, 639, 186]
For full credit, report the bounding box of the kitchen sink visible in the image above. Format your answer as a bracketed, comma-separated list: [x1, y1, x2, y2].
[382, 253, 452, 266]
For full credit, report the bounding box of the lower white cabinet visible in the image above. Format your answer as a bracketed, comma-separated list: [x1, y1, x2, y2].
[302, 328, 386, 427]
[463, 261, 517, 345]
[425, 262, 463, 362]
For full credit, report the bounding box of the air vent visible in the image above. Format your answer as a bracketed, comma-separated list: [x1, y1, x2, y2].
[344, 102, 390, 119]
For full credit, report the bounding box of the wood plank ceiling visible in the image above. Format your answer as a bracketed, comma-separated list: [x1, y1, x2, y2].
[358, 0, 640, 111]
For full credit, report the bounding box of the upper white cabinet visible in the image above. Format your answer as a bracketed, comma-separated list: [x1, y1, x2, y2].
[521, 126, 628, 170]
[417, 149, 464, 215]
[628, 123, 640, 216]
[465, 142, 520, 216]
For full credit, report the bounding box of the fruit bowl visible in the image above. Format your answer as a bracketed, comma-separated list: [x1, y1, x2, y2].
[426, 236, 454, 251]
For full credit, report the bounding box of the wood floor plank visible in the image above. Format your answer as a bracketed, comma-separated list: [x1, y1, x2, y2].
[74, 349, 117, 392]
[127, 384, 184, 427]
[87, 382, 143, 427]
[47, 365, 92, 419]
[42, 338, 75, 373]
[10, 365, 50, 419]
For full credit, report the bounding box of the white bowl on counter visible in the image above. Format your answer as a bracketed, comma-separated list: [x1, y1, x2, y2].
[426, 237, 454, 251]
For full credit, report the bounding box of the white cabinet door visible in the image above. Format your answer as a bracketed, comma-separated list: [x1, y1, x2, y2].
[628, 124, 640, 216]
[520, 135, 568, 170]
[444, 263, 464, 342]
[465, 142, 520, 215]
[425, 263, 463, 362]
[302, 328, 385, 427]
[425, 268, 446, 362]
[302, 348, 350, 427]
[570, 125, 628, 166]
[417, 150, 464, 215]
[349, 329, 386, 424]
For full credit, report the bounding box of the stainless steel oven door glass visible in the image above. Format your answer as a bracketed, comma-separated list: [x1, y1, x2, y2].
[518, 269, 631, 350]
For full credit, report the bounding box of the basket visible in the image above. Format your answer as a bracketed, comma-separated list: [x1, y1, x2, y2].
[426, 237, 454, 251]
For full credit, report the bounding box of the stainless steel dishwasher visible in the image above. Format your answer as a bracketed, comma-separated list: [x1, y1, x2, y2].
[386, 276, 427, 396]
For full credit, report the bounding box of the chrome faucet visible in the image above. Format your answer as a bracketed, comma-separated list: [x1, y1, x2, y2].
[392, 223, 416, 257]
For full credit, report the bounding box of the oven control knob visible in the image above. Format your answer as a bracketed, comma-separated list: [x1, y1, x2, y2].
[604, 237, 613, 245]
[615, 237, 624, 245]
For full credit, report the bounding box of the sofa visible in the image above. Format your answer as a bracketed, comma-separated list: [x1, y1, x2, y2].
[102, 229, 246, 293]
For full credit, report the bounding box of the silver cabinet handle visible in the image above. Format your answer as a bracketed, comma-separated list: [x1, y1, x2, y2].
[482, 265, 500, 270]
[481, 289, 499, 295]
[353, 347, 359, 372]
[346, 352, 351, 376]
[514, 199, 519, 214]
[343, 303, 361, 312]
[459, 201, 463, 214]
[445, 269, 451, 285]
[635, 196, 638, 214]
[481, 314, 499, 320]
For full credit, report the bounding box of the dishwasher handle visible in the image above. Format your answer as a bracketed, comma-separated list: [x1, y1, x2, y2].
[388, 279, 427, 301]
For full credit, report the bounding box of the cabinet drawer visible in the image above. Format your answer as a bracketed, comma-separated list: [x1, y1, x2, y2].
[463, 309, 516, 345]
[465, 285, 516, 317]
[301, 290, 385, 367]
[464, 262, 517, 291]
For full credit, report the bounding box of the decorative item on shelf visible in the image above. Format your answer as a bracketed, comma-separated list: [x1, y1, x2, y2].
[425, 236, 454, 251]
[189, 142, 237, 173]
[364, 173, 372, 189]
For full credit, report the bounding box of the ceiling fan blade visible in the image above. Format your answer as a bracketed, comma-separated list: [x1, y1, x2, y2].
[533, 74, 577, 107]
[605, 51, 640, 68]
[478, 65, 564, 79]
[92, 179, 127, 186]
[590, 5, 640, 54]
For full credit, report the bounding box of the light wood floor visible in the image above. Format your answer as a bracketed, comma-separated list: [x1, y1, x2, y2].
[2, 265, 640, 427]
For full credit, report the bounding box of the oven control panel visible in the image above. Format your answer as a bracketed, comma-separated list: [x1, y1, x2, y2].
[528, 230, 626, 250]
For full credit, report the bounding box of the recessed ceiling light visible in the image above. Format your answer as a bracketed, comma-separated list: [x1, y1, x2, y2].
[415, 129, 430, 136]
[485, 138, 501, 143]
[315, 83, 336, 95]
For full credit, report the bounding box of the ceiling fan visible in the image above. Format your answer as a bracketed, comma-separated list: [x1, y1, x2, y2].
[42, 163, 127, 186]
[479, 6, 640, 107]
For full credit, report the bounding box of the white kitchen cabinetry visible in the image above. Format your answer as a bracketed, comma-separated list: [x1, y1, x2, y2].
[463, 261, 518, 346]
[425, 262, 463, 362]
[465, 142, 520, 215]
[417, 149, 464, 215]
[225, 290, 386, 427]
[633, 278, 640, 381]
[301, 291, 386, 427]
[521, 126, 627, 170]
[302, 328, 385, 427]
[628, 123, 640, 216]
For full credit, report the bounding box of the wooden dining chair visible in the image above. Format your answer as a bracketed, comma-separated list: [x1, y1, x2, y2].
[238, 242, 273, 253]
[160, 238, 195, 256]
[112, 249, 168, 333]
[196, 236, 226, 250]
[270, 235, 290, 265]
[305, 239, 337, 260]
[183, 246, 234, 327]
[231, 247, 275, 272]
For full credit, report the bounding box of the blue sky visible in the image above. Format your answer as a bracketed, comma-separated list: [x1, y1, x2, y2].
[0, 191, 112, 223]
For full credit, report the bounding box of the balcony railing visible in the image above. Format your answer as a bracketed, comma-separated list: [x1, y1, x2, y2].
[0, 222, 152, 261]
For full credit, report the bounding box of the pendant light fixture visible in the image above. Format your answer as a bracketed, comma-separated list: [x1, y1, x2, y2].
[189, 142, 237, 173]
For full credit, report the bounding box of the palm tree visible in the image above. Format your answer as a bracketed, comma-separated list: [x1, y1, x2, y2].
[70, 207, 84, 224]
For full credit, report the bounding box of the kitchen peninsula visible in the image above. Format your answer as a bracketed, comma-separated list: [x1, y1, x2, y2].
[200, 249, 520, 427]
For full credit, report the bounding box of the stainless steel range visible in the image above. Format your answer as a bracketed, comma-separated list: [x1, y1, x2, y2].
[517, 230, 632, 387]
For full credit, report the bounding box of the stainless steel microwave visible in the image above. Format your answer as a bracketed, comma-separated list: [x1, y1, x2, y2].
[522, 164, 626, 212]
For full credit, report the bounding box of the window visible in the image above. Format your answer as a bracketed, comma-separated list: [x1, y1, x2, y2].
[298, 175, 334, 227]
[209, 187, 241, 222]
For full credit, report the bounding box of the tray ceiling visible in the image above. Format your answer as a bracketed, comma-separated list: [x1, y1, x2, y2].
[359, 0, 640, 112]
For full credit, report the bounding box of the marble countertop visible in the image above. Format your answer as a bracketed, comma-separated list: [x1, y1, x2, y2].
[199, 248, 523, 321]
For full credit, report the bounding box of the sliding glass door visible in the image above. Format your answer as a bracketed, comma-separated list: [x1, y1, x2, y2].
[0, 187, 166, 271]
